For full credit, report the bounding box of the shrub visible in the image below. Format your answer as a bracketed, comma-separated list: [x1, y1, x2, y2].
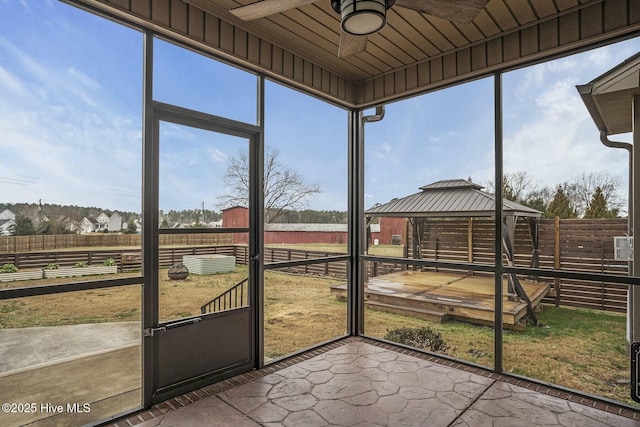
[73, 261, 88, 268]
[103, 258, 116, 267]
[384, 326, 449, 354]
[45, 263, 59, 270]
[0, 263, 18, 274]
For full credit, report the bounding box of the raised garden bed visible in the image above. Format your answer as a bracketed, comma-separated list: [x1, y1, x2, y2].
[0, 270, 44, 282]
[44, 265, 118, 278]
[182, 254, 235, 275]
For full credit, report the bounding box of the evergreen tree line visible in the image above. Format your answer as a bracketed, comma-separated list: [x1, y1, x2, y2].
[268, 209, 348, 224]
[3, 204, 349, 236]
[159, 209, 222, 226]
[159, 208, 347, 226]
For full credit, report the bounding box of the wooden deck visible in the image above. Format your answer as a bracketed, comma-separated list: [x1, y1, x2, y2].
[331, 271, 550, 330]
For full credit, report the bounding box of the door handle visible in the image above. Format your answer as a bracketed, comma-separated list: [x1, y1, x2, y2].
[144, 317, 202, 336]
[164, 317, 202, 330]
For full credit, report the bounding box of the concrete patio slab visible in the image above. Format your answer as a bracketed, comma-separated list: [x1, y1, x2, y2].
[114, 340, 640, 427]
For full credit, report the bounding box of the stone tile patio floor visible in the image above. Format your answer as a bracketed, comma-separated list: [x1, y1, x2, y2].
[112, 337, 640, 427]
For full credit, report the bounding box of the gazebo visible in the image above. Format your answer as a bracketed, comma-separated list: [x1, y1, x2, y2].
[363, 178, 546, 326]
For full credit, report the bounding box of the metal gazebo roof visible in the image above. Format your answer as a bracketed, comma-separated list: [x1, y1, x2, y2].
[365, 179, 542, 218]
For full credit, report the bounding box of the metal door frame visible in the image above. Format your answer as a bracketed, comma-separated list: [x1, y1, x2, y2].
[143, 101, 262, 404]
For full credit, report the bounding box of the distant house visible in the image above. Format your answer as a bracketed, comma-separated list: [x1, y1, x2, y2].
[0, 209, 16, 221]
[79, 212, 124, 233]
[109, 212, 122, 232]
[79, 217, 98, 233]
[0, 209, 16, 236]
[96, 212, 110, 231]
[0, 218, 15, 236]
[66, 219, 80, 233]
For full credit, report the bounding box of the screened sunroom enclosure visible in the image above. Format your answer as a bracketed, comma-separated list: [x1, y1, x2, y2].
[2, 0, 640, 425]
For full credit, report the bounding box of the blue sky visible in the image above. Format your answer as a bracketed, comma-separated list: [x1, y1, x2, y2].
[1, 1, 639, 215]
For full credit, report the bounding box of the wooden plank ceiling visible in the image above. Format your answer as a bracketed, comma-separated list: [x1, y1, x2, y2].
[87, 0, 640, 107]
[185, 0, 605, 81]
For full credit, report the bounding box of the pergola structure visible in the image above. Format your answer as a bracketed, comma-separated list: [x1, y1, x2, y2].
[365, 178, 543, 321]
[5, 0, 640, 423]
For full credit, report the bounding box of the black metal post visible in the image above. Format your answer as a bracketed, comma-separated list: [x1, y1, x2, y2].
[141, 30, 157, 408]
[494, 72, 504, 374]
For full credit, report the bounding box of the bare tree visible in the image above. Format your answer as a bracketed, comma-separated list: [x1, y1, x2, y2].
[503, 171, 535, 203]
[487, 171, 551, 209]
[218, 146, 321, 222]
[564, 172, 622, 217]
[487, 171, 624, 218]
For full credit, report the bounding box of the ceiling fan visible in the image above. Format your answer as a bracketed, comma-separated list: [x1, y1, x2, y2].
[230, 0, 490, 57]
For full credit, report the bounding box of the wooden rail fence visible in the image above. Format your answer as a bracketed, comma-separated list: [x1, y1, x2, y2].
[0, 245, 243, 272]
[0, 245, 343, 275]
[0, 217, 633, 313]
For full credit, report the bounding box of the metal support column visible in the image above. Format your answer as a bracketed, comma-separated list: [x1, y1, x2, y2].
[347, 109, 364, 335]
[494, 73, 504, 373]
[254, 75, 265, 368]
[141, 30, 158, 408]
[631, 95, 640, 343]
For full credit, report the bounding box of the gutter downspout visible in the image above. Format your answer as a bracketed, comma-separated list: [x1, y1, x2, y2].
[362, 106, 385, 255]
[600, 131, 632, 233]
[600, 130, 633, 342]
[363, 105, 385, 124]
[352, 105, 384, 335]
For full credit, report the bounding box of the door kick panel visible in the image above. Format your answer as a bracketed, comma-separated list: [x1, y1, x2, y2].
[157, 309, 252, 388]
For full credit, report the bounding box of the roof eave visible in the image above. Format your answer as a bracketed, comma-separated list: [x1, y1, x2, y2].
[365, 210, 541, 218]
[576, 83, 609, 134]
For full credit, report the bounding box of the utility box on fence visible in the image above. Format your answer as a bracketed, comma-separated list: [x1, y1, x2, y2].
[614, 236, 633, 261]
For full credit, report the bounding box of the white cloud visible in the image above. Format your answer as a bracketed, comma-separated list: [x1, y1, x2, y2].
[503, 58, 629, 204]
[67, 67, 99, 89]
[0, 66, 26, 95]
[209, 148, 228, 163]
[0, 55, 142, 210]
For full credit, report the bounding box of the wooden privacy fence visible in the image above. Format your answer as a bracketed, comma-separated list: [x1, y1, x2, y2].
[0, 233, 233, 253]
[407, 217, 630, 313]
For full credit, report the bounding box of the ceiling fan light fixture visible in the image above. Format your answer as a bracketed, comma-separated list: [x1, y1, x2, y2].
[332, 0, 392, 36]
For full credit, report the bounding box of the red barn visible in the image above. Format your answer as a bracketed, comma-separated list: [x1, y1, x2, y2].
[222, 206, 405, 246]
